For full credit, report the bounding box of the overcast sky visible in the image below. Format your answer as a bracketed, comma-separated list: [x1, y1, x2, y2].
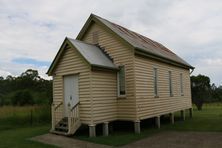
[0, 0, 222, 85]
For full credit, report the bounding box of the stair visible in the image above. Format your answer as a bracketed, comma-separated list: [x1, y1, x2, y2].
[55, 117, 68, 133]
[51, 102, 81, 136]
[51, 117, 81, 136]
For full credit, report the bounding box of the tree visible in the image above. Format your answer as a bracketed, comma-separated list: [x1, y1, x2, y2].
[6, 75, 15, 81]
[0, 69, 52, 106]
[212, 85, 222, 102]
[191, 74, 211, 110]
[21, 69, 40, 80]
[11, 90, 34, 106]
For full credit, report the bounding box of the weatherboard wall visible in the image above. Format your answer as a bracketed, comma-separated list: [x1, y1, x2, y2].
[81, 22, 137, 121]
[91, 70, 117, 124]
[134, 55, 192, 119]
[53, 46, 92, 124]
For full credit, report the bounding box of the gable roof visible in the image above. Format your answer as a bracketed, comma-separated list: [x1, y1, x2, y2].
[47, 37, 117, 75]
[77, 14, 194, 69]
[68, 38, 117, 69]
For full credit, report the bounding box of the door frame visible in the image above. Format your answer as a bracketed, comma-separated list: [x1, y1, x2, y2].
[63, 73, 79, 117]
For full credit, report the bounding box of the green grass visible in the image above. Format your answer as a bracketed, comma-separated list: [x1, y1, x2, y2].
[0, 105, 51, 130]
[162, 103, 222, 132]
[0, 124, 56, 148]
[0, 103, 221, 147]
[75, 103, 222, 146]
[0, 105, 53, 148]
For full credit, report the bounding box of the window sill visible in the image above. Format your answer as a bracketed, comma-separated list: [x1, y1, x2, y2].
[117, 95, 126, 99]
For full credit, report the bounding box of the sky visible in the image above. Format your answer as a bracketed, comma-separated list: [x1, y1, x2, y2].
[0, 0, 222, 85]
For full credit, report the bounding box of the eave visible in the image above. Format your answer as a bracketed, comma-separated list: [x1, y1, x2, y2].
[135, 47, 195, 70]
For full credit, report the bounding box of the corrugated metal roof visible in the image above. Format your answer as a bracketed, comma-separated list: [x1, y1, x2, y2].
[92, 14, 193, 69]
[67, 38, 117, 69]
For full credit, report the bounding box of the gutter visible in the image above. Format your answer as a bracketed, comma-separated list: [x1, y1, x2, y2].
[91, 64, 119, 71]
[135, 47, 194, 70]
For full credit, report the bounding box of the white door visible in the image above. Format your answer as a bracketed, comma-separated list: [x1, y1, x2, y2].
[64, 75, 79, 117]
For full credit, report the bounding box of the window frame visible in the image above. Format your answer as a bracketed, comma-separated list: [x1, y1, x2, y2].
[117, 65, 126, 98]
[153, 67, 158, 97]
[168, 71, 173, 97]
[180, 73, 184, 96]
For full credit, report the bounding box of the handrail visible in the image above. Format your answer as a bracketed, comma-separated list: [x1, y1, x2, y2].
[51, 101, 63, 131]
[67, 101, 81, 135]
[71, 102, 80, 111]
[54, 102, 63, 110]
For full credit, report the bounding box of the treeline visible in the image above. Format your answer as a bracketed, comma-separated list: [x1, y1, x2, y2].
[0, 69, 52, 106]
[191, 74, 222, 110]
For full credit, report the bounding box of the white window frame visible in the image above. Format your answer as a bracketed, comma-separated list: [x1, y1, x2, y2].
[117, 65, 126, 97]
[169, 71, 173, 97]
[153, 67, 158, 97]
[180, 73, 184, 96]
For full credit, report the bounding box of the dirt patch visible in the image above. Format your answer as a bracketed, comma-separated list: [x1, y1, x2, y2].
[32, 131, 222, 148]
[31, 133, 111, 148]
[122, 131, 222, 148]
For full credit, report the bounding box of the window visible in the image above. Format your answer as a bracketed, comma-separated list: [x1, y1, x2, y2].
[169, 71, 173, 96]
[180, 73, 184, 95]
[92, 31, 98, 44]
[153, 68, 158, 97]
[118, 66, 126, 96]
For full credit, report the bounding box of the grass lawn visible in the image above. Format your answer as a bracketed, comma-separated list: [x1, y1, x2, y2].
[0, 103, 221, 147]
[0, 105, 50, 130]
[0, 124, 56, 148]
[0, 105, 54, 148]
[75, 103, 222, 146]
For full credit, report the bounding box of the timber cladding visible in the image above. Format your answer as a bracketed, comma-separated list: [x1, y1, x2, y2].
[135, 55, 192, 120]
[53, 47, 91, 124]
[48, 14, 193, 127]
[82, 22, 137, 121]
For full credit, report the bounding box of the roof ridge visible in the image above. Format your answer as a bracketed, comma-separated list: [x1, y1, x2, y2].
[77, 14, 193, 68]
[67, 37, 98, 46]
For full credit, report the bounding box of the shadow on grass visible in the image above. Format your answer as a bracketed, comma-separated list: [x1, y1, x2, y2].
[73, 104, 222, 146]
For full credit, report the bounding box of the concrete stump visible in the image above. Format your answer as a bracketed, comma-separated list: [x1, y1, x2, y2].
[181, 110, 185, 121]
[155, 116, 160, 129]
[89, 124, 96, 137]
[134, 120, 141, 134]
[103, 122, 109, 136]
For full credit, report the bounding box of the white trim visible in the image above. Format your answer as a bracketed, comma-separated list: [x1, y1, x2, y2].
[180, 73, 184, 96]
[168, 71, 173, 97]
[117, 66, 126, 97]
[153, 67, 158, 97]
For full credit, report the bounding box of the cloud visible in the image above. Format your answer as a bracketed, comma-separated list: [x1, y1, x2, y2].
[0, 0, 222, 85]
[12, 58, 50, 67]
[192, 58, 222, 86]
